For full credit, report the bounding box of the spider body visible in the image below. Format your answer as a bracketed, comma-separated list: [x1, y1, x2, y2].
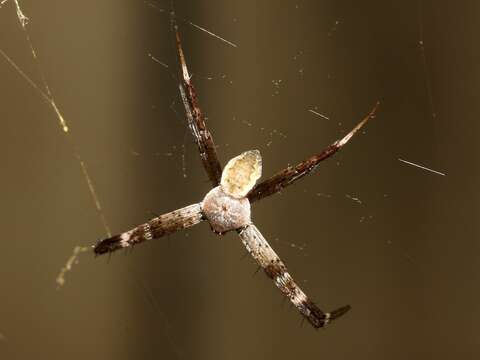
[202, 149, 262, 234]
[93, 20, 379, 328]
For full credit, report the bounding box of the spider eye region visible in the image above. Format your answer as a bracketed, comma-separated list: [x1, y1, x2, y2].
[201, 186, 251, 234]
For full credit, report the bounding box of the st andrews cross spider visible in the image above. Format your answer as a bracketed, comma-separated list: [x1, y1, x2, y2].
[94, 18, 379, 329]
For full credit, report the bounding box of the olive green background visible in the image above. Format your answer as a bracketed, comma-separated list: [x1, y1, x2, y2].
[1, 1, 479, 359]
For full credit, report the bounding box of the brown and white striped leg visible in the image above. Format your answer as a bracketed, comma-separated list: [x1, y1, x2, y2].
[238, 224, 350, 328]
[174, 21, 223, 187]
[94, 203, 204, 255]
[247, 102, 379, 203]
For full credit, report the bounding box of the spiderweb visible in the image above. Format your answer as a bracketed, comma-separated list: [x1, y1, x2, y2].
[1, 1, 456, 359]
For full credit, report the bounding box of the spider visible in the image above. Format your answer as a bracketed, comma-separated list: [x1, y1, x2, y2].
[94, 18, 379, 329]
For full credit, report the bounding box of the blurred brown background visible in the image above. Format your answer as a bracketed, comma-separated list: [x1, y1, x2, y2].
[1, 0, 479, 359]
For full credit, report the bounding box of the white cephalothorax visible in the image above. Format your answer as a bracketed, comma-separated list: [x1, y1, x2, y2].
[201, 150, 262, 233]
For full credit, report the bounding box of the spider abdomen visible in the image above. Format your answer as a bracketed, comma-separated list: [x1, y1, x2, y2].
[201, 186, 251, 234]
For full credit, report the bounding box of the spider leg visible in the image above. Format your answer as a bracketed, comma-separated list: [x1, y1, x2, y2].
[237, 224, 351, 328]
[93, 203, 204, 255]
[247, 102, 379, 203]
[173, 20, 223, 186]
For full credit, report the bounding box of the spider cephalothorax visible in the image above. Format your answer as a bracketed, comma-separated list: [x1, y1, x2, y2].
[201, 186, 251, 234]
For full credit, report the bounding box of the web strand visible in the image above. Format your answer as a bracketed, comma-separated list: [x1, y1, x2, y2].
[418, 0, 437, 120]
[3, 1, 112, 286]
[4, 1, 110, 235]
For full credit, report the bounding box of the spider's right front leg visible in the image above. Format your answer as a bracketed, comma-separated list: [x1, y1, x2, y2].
[247, 102, 379, 203]
[93, 203, 204, 255]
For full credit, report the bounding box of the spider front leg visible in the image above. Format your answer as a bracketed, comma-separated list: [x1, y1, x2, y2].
[238, 224, 351, 328]
[174, 22, 223, 186]
[247, 102, 379, 203]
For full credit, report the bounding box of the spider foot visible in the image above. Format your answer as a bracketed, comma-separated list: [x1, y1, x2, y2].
[324, 304, 352, 325]
[308, 302, 351, 328]
[93, 233, 129, 255]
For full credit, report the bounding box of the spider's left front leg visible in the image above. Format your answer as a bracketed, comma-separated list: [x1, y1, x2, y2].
[238, 224, 351, 329]
[174, 21, 223, 187]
